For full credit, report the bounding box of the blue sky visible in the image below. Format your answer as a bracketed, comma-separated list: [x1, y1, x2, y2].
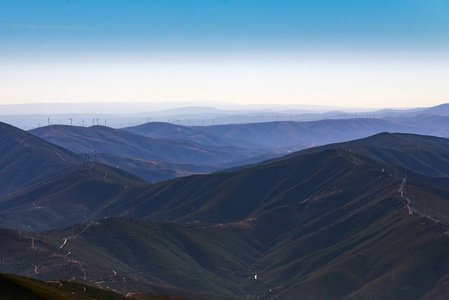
[1, 0, 448, 108]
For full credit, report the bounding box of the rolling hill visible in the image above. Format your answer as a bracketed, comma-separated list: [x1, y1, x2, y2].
[0, 220, 251, 299]
[3, 127, 449, 299]
[123, 122, 259, 148]
[113, 147, 398, 223]
[0, 272, 189, 300]
[273, 132, 449, 179]
[97, 153, 220, 183]
[92, 133, 449, 298]
[222, 132, 449, 182]
[0, 122, 79, 197]
[2, 168, 449, 299]
[0, 163, 148, 230]
[384, 113, 449, 132]
[29, 125, 280, 167]
[194, 118, 440, 148]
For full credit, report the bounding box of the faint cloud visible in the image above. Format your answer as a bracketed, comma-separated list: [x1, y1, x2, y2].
[9, 24, 89, 30]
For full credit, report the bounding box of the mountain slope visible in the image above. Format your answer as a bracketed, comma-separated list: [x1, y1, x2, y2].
[2, 171, 449, 300]
[98, 153, 219, 183]
[0, 122, 79, 197]
[0, 163, 148, 230]
[0, 273, 187, 300]
[224, 133, 449, 181]
[278, 132, 449, 178]
[0, 219, 256, 299]
[3, 131, 449, 299]
[115, 148, 399, 223]
[0, 273, 129, 300]
[123, 122, 259, 148]
[29, 125, 276, 166]
[197, 118, 437, 147]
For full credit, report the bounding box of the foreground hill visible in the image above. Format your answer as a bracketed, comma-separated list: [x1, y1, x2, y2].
[0, 221, 250, 299]
[0, 273, 187, 300]
[2, 177, 449, 300]
[276, 132, 449, 178]
[0, 273, 129, 300]
[0, 122, 79, 197]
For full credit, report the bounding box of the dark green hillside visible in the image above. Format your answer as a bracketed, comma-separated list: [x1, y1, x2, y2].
[90, 140, 449, 299]
[3, 130, 449, 299]
[227, 132, 449, 179]
[0, 218, 258, 299]
[47, 218, 262, 298]
[271, 212, 449, 300]
[283, 133, 449, 180]
[0, 273, 127, 300]
[0, 122, 79, 197]
[246, 176, 449, 299]
[0, 163, 148, 230]
[118, 148, 391, 223]
[0, 273, 185, 300]
[2, 175, 449, 300]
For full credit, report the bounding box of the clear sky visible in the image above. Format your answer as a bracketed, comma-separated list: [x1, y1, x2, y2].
[1, 0, 448, 108]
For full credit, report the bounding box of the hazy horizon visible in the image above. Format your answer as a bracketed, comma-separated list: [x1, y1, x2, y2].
[0, 100, 437, 131]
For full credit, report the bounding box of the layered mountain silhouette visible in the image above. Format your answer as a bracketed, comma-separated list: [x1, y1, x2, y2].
[2, 120, 449, 299]
[189, 118, 438, 147]
[123, 117, 449, 149]
[30, 125, 284, 182]
[123, 122, 259, 148]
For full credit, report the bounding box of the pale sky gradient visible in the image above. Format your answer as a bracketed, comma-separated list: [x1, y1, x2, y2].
[1, 1, 448, 108]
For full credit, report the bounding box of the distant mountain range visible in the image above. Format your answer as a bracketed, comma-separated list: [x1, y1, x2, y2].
[2, 102, 449, 129]
[123, 115, 449, 148]
[28, 113, 449, 184]
[29, 125, 286, 182]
